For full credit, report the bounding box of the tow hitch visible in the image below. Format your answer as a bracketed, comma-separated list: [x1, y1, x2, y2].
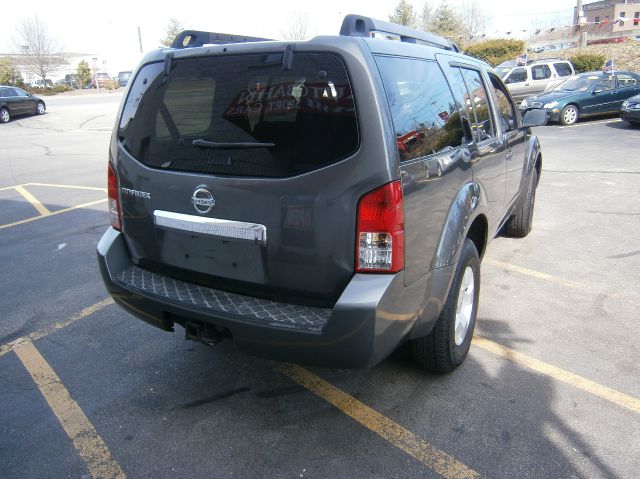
[184, 322, 231, 346]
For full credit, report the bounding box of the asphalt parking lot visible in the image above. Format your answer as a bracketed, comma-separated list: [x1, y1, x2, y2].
[0, 93, 639, 479]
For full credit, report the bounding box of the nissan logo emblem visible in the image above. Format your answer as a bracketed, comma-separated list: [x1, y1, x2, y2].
[191, 188, 215, 214]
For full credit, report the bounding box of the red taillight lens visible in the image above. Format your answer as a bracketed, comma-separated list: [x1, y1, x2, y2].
[356, 180, 404, 273]
[107, 163, 121, 230]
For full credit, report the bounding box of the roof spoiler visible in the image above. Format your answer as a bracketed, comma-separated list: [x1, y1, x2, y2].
[339, 14, 460, 53]
[171, 30, 274, 49]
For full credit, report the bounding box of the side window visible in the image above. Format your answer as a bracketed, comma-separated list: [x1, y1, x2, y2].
[489, 74, 517, 132]
[596, 75, 615, 91]
[5, 88, 18, 97]
[616, 73, 638, 88]
[0, 88, 7, 97]
[505, 68, 527, 84]
[375, 56, 464, 162]
[456, 68, 495, 142]
[531, 65, 551, 81]
[554, 63, 573, 77]
[14, 88, 30, 97]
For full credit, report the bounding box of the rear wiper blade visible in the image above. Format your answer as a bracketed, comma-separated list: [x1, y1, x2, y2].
[192, 139, 275, 149]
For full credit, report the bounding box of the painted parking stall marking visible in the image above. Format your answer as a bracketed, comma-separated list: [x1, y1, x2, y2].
[0, 182, 107, 230]
[280, 364, 480, 479]
[14, 342, 126, 479]
[473, 336, 640, 415]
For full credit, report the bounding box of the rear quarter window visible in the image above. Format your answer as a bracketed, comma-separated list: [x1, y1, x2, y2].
[554, 63, 573, 77]
[118, 53, 358, 178]
[375, 56, 464, 162]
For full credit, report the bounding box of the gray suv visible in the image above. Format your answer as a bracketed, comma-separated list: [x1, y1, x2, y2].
[98, 15, 544, 373]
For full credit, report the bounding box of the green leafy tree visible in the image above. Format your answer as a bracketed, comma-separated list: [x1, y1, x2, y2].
[389, 0, 418, 28]
[430, 1, 464, 40]
[160, 18, 184, 47]
[76, 60, 91, 87]
[0, 59, 24, 86]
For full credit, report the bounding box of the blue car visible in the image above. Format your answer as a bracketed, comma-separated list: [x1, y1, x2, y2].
[520, 70, 640, 125]
[621, 94, 640, 125]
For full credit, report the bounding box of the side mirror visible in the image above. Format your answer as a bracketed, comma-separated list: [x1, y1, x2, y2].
[521, 108, 547, 128]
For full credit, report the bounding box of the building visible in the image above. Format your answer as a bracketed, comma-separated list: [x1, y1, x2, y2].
[574, 0, 640, 34]
[0, 52, 103, 85]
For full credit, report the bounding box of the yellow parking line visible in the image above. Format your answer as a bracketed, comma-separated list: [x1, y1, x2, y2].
[0, 298, 113, 358]
[0, 184, 23, 192]
[485, 258, 579, 289]
[280, 364, 479, 479]
[0, 198, 106, 230]
[25, 182, 107, 192]
[14, 185, 52, 216]
[474, 336, 640, 415]
[15, 342, 126, 479]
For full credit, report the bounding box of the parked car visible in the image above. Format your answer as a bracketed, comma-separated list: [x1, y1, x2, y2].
[117, 71, 132, 87]
[64, 74, 79, 88]
[0, 86, 46, 123]
[621, 93, 640, 124]
[98, 16, 545, 372]
[91, 72, 111, 88]
[31, 79, 54, 89]
[498, 59, 575, 103]
[521, 71, 640, 125]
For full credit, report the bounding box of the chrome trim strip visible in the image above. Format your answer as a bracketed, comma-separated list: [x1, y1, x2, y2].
[154, 210, 267, 243]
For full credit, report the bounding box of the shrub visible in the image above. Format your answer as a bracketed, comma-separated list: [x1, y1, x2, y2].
[570, 53, 606, 73]
[465, 39, 525, 67]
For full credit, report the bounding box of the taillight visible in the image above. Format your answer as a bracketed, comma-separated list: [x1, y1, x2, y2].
[356, 180, 404, 273]
[107, 163, 121, 230]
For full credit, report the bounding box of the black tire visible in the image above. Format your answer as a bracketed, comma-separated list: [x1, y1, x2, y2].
[0, 107, 10, 124]
[505, 168, 538, 238]
[559, 104, 579, 126]
[410, 238, 480, 373]
[36, 101, 46, 115]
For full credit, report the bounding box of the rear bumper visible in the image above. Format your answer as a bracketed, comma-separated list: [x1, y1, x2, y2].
[98, 228, 448, 368]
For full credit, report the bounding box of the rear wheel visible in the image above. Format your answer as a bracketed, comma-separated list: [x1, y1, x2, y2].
[36, 102, 45, 115]
[0, 107, 9, 123]
[505, 168, 538, 238]
[410, 238, 480, 373]
[560, 104, 579, 125]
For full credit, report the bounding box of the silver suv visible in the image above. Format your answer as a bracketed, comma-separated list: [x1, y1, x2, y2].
[498, 59, 575, 103]
[98, 15, 545, 373]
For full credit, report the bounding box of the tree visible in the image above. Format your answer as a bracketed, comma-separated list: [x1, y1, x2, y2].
[280, 12, 312, 40]
[430, 1, 465, 40]
[12, 15, 66, 84]
[76, 60, 91, 87]
[419, 2, 434, 32]
[460, 0, 488, 40]
[160, 18, 184, 47]
[389, 0, 418, 28]
[0, 59, 24, 86]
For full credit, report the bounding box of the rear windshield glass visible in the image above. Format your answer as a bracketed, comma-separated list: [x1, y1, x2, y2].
[118, 53, 358, 177]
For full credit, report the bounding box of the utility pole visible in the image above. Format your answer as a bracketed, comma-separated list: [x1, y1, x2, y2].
[576, 0, 587, 47]
[137, 27, 143, 53]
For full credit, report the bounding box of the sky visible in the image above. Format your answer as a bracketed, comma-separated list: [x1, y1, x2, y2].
[1, 0, 579, 75]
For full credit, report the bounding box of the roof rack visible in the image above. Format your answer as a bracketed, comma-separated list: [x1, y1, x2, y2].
[171, 30, 274, 49]
[339, 14, 460, 53]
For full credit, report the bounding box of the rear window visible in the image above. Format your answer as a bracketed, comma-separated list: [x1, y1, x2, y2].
[118, 53, 358, 177]
[554, 63, 573, 77]
[375, 56, 464, 162]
